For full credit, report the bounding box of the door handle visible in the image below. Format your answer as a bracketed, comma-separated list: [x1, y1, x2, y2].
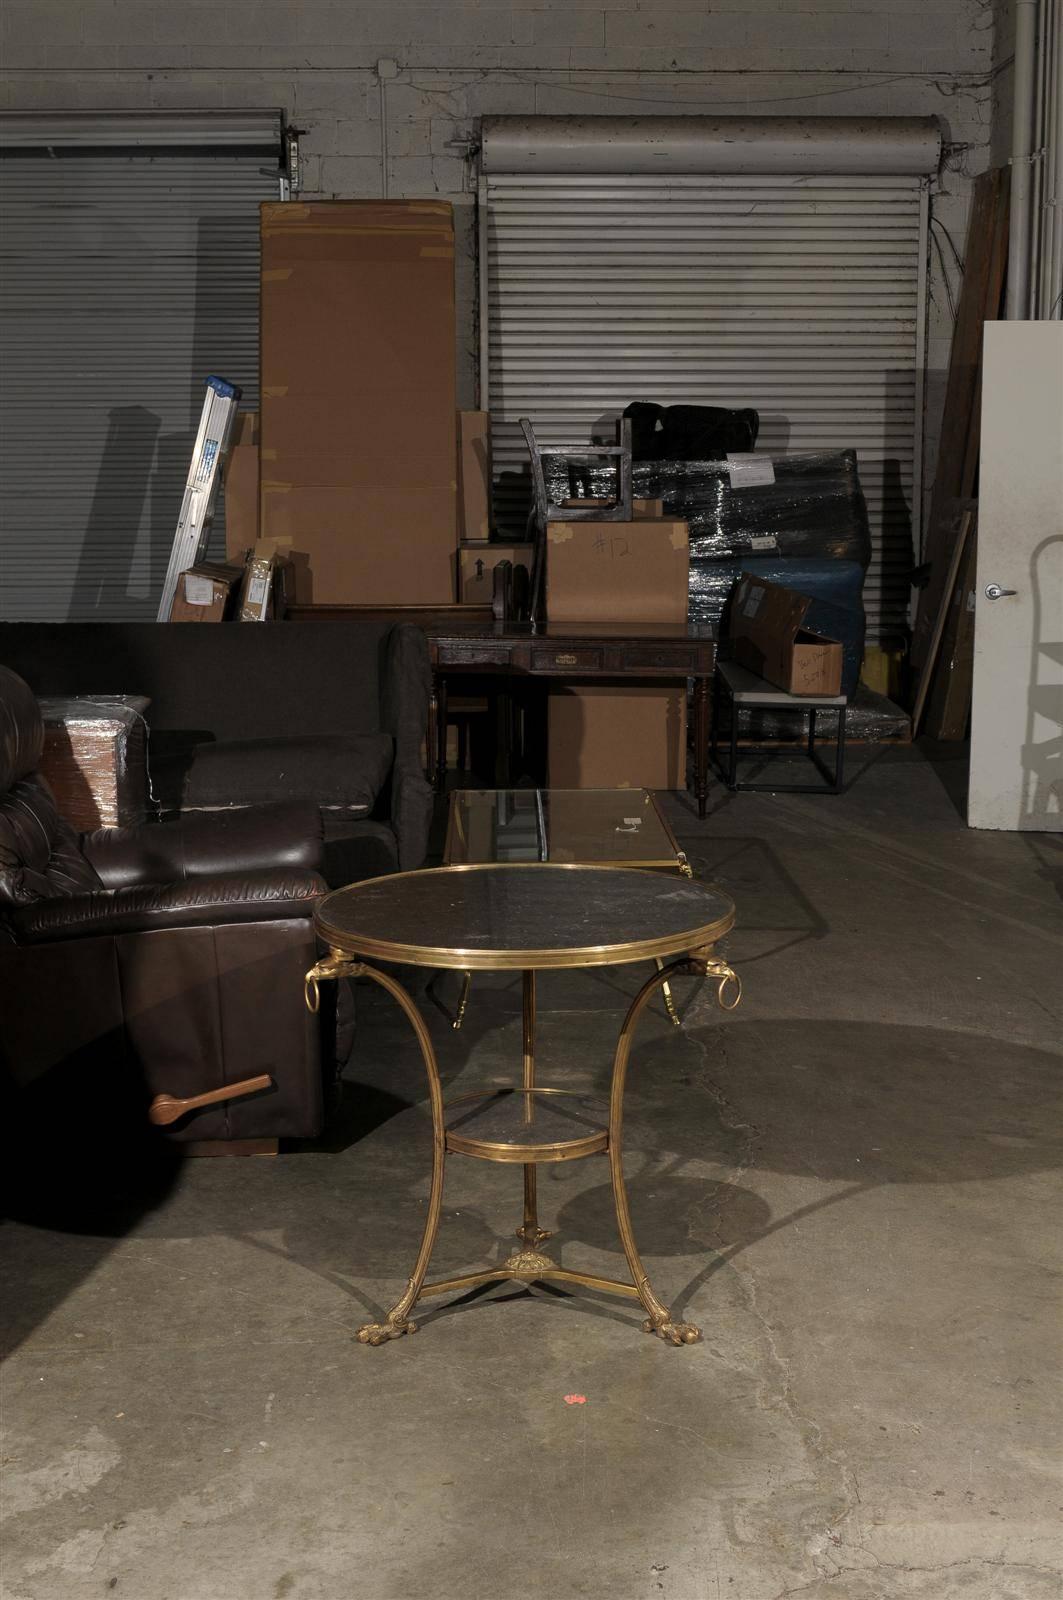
[984, 583, 1017, 600]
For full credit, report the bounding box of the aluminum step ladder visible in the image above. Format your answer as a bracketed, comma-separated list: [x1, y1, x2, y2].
[156, 375, 242, 621]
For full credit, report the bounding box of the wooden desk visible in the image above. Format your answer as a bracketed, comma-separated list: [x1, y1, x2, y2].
[285, 602, 495, 628]
[284, 608, 717, 817]
[430, 622, 717, 819]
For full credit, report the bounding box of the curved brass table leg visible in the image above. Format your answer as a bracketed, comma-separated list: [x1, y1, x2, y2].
[349, 964, 448, 1347]
[655, 957, 682, 1028]
[452, 971, 472, 1031]
[608, 949, 740, 1346]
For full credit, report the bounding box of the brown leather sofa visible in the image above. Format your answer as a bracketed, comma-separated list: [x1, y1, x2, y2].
[0, 665, 339, 1156]
[0, 620, 435, 887]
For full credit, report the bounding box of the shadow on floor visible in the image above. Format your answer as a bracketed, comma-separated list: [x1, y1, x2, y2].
[915, 737, 971, 822]
[235, 1014, 1063, 1340]
[4, 956, 1058, 1353]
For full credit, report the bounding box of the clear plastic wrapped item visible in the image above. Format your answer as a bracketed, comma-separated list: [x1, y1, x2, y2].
[38, 695, 150, 830]
[546, 449, 872, 567]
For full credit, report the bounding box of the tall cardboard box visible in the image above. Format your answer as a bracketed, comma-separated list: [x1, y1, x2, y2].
[259, 200, 456, 604]
[547, 516, 690, 789]
[458, 410, 492, 541]
[224, 411, 260, 562]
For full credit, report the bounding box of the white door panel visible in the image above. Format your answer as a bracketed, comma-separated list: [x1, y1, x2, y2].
[969, 322, 1063, 832]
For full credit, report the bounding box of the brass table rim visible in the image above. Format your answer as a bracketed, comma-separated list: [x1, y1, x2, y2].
[314, 861, 736, 972]
[445, 1129, 609, 1163]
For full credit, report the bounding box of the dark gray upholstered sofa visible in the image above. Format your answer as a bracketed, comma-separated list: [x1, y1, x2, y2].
[0, 622, 433, 888]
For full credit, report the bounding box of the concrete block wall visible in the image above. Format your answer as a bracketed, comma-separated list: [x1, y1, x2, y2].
[990, 0, 1015, 165]
[1, 0, 1001, 554]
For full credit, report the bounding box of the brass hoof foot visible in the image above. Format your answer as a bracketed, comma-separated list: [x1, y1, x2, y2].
[515, 1225, 553, 1248]
[502, 1249, 557, 1277]
[356, 1317, 417, 1346]
[643, 1317, 701, 1346]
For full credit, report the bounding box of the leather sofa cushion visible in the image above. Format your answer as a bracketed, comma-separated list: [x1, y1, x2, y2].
[83, 800, 323, 890]
[182, 734, 394, 815]
[0, 773, 102, 905]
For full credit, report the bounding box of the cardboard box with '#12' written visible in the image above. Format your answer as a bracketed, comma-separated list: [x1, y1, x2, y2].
[546, 516, 690, 789]
[547, 518, 689, 625]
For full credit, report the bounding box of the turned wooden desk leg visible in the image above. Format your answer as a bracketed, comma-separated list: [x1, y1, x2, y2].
[435, 673, 448, 794]
[694, 676, 710, 820]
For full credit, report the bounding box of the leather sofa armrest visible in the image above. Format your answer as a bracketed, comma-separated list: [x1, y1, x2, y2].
[381, 623, 432, 772]
[379, 623, 433, 868]
[6, 868, 326, 946]
[82, 801, 323, 889]
[390, 763, 433, 870]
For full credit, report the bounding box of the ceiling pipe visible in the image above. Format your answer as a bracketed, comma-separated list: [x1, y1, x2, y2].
[1048, 0, 1063, 315]
[1030, 0, 1049, 309]
[1006, 0, 1039, 318]
[480, 116, 942, 176]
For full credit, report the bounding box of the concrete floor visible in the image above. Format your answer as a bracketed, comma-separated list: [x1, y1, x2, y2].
[2, 746, 1061, 1600]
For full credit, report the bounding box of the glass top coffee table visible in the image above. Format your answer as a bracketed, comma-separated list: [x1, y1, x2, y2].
[306, 863, 741, 1348]
[443, 788, 693, 1027]
[444, 788, 692, 874]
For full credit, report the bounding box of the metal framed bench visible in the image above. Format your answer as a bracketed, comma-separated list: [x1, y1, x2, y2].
[710, 659, 848, 794]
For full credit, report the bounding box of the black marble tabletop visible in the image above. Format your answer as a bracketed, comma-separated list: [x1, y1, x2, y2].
[315, 863, 735, 971]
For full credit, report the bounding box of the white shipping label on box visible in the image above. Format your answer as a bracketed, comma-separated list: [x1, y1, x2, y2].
[726, 453, 776, 489]
[246, 574, 270, 608]
[184, 575, 216, 606]
[742, 585, 765, 619]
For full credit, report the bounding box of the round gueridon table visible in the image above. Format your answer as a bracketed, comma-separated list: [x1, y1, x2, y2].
[305, 864, 740, 1348]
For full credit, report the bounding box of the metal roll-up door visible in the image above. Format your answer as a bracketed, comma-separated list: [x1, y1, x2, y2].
[0, 134, 279, 620]
[481, 143, 931, 644]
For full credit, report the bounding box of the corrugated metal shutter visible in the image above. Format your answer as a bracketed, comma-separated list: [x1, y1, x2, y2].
[482, 171, 928, 642]
[0, 147, 276, 620]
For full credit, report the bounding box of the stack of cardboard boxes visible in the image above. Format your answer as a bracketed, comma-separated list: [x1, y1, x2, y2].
[546, 507, 690, 789]
[174, 194, 692, 790]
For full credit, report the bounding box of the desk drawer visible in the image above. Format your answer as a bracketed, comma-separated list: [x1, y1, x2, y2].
[621, 645, 701, 671]
[435, 644, 512, 668]
[531, 646, 604, 671]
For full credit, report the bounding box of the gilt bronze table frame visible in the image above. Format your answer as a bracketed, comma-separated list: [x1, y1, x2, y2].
[306, 864, 740, 1348]
[439, 786, 696, 1031]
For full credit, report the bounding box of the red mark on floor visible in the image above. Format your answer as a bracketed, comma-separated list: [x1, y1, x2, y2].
[563, 1394, 587, 1405]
